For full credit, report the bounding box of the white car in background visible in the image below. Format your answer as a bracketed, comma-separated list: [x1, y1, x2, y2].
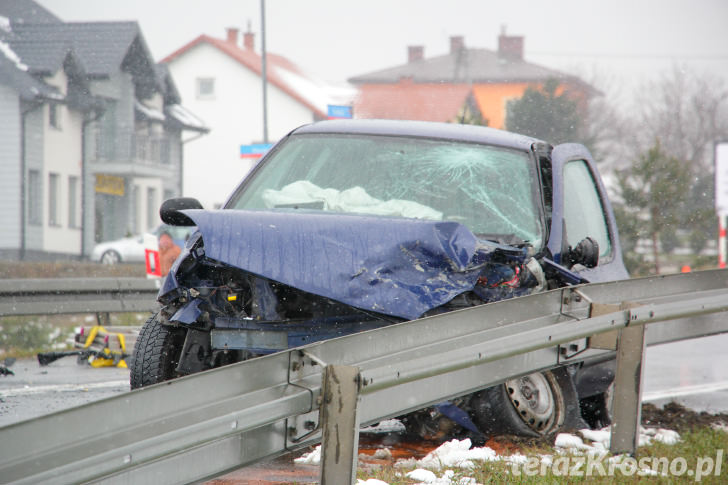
[91, 225, 193, 264]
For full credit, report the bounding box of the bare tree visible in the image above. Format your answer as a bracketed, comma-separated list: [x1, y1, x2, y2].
[632, 67, 728, 171]
[611, 68, 728, 273]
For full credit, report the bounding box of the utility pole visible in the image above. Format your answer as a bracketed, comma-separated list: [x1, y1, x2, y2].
[260, 0, 268, 144]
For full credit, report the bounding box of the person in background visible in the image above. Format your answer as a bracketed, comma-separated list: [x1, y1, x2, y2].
[159, 231, 181, 276]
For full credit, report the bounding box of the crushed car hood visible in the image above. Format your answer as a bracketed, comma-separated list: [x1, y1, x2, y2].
[179, 209, 526, 320]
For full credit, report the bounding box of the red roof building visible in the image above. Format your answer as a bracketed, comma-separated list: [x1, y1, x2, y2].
[349, 30, 595, 129]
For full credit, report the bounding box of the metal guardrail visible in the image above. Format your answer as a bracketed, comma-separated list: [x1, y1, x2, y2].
[0, 278, 159, 316]
[1, 270, 727, 484]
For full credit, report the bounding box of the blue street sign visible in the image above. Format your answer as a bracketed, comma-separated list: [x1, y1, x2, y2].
[327, 105, 353, 119]
[240, 143, 273, 158]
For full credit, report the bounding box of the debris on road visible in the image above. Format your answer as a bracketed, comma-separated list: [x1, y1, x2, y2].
[37, 325, 135, 368]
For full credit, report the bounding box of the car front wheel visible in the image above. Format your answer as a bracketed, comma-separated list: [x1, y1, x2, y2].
[100, 250, 121, 265]
[130, 313, 186, 389]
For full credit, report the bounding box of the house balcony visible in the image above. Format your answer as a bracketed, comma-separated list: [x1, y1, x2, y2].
[87, 129, 177, 179]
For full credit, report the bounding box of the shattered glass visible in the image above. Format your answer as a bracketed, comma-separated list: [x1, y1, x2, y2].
[229, 134, 543, 248]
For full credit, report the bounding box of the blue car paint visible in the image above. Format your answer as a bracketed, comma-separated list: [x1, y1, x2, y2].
[433, 402, 483, 435]
[167, 209, 527, 320]
[170, 298, 203, 325]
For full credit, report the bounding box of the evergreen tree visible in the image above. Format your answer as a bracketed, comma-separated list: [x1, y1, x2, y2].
[505, 78, 581, 145]
[616, 140, 691, 274]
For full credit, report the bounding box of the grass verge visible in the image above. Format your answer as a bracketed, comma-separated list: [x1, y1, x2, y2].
[358, 414, 727, 484]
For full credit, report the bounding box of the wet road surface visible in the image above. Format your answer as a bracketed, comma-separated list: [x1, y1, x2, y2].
[643, 333, 728, 413]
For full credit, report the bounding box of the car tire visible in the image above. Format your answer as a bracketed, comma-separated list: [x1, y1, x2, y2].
[580, 383, 614, 429]
[470, 369, 573, 437]
[130, 313, 186, 389]
[100, 250, 121, 265]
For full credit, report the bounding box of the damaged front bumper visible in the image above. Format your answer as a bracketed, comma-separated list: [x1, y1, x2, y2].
[157, 210, 587, 357]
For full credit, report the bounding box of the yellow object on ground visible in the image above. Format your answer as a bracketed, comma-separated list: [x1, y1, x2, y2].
[81, 325, 129, 368]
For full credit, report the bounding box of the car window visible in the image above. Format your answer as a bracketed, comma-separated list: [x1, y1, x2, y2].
[228, 133, 543, 247]
[563, 160, 611, 258]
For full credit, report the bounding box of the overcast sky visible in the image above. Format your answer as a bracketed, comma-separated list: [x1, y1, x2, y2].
[37, 0, 728, 98]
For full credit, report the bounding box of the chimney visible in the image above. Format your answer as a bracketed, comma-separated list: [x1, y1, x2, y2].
[226, 27, 239, 44]
[408, 45, 424, 63]
[498, 26, 524, 61]
[243, 31, 255, 51]
[450, 36, 465, 54]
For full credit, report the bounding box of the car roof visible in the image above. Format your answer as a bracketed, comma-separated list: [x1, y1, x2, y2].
[291, 119, 542, 152]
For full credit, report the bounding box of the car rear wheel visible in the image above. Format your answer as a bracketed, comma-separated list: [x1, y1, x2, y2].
[470, 370, 568, 437]
[100, 250, 121, 265]
[130, 313, 186, 389]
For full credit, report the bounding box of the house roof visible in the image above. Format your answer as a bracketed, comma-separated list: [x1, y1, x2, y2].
[7, 21, 150, 78]
[349, 48, 588, 88]
[0, 1, 206, 128]
[155, 63, 181, 105]
[0, 2, 150, 79]
[0, 41, 62, 101]
[162, 34, 344, 118]
[353, 82, 472, 122]
[0, 0, 61, 25]
[165, 104, 209, 133]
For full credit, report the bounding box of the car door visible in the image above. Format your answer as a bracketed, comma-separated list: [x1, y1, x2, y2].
[548, 143, 629, 282]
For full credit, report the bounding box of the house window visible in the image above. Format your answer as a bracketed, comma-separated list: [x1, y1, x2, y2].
[147, 187, 157, 230]
[68, 176, 79, 228]
[196, 77, 215, 99]
[49, 173, 60, 226]
[49, 104, 62, 130]
[28, 170, 41, 225]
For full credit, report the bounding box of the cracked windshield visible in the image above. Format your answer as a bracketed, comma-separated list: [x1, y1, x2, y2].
[231, 134, 542, 246]
[1, 1, 728, 484]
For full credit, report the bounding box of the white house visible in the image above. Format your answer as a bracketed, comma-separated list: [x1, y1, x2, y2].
[163, 27, 353, 209]
[0, 14, 89, 259]
[0, 0, 208, 260]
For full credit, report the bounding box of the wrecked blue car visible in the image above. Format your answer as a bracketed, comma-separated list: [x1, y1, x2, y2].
[131, 120, 628, 438]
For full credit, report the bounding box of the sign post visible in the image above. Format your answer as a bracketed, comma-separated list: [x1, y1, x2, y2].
[144, 233, 161, 278]
[715, 142, 728, 268]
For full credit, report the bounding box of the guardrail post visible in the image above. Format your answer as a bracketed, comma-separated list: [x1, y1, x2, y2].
[96, 312, 111, 326]
[319, 365, 361, 485]
[610, 303, 646, 456]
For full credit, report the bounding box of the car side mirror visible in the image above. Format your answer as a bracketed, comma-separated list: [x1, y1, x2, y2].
[566, 236, 599, 269]
[160, 197, 203, 226]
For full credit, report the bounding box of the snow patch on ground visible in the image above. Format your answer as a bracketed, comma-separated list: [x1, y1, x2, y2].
[410, 438, 498, 470]
[406, 468, 477, 484]
[296, 425, 681, 485]
[293, 445, 321, 465]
